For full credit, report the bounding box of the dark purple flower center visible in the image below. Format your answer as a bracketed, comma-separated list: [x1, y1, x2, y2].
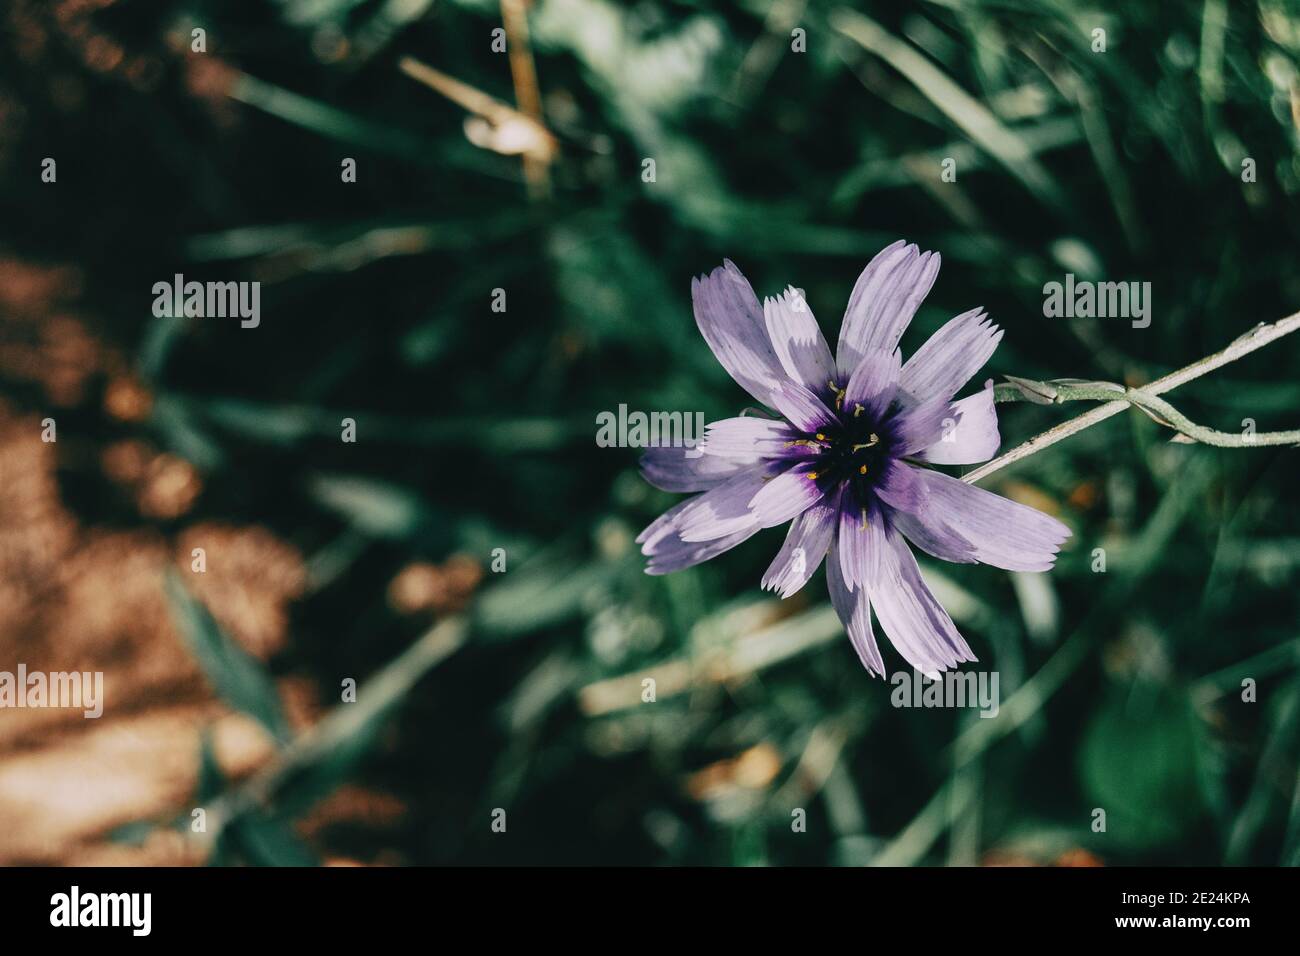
[796, 393, 896, 502]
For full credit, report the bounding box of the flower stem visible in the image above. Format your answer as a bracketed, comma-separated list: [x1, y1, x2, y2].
[963, 309, 1300, 484]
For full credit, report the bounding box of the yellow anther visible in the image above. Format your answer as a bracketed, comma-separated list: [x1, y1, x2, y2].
[815, 433, 826, 441]
[807, 471, 819, 481]
[853, 404, 864, 418]
[859, 464, 868, 475]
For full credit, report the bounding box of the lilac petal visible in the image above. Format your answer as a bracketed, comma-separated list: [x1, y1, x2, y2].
[888, 394, 959, 457]
[676, 466, 776, 542]
[638, 496, 701, 551]
[692, 260, 786, 407]
[914, 379, 1000, 465]
[837, 493, 885, 593]
[640, 445, 755, 493]
[764, 287, 837, 397]
[837, 242, 941, 380]
[826, 542, 885, 677]
[637, 466, 772, 549]
[890, 508, 978, 565]
[699, 416, 800, 458]
[868, 525, 977, 675]
[899, 307, 1002, 404]
[645, 524, 762, 575]
[637, 492, 762, 574]
[842, 347, 901, 422]
[768, 380, 839, 433]
[873, 458, 930, 514]
[895, 469, 1072, 572]
[747, 460, 825, 528]
[761, 486, 841, 598]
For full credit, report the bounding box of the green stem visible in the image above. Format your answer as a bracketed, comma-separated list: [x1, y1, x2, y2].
[994, 381, 1300, 448]
[963, 309, 1300, 484]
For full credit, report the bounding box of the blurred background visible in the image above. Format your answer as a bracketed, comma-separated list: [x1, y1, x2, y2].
[0, 0, 1298, 866]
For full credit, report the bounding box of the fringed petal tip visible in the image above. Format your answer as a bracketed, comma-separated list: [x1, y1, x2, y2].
[892, 469, 1073, 574]
[836, 241, 940, 380]
[899, 308, 1003, 407]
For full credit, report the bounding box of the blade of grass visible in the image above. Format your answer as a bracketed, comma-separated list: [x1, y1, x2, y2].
[832, 8, 1067, 211]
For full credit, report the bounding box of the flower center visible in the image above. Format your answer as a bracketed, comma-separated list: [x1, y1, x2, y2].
[792, 401, 893, 500]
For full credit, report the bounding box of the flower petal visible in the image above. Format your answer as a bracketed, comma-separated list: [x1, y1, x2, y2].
[762, 486, 841, 598]
[837, 242, 941, 380]
[676, 466, 776, 542]
[638, 496, 701, 551]
[873, 458, 930, 514]
[764, 287, 836, 397]
[747, 460, 825, 528]
[892, 469, 1071, 572]
[837, 493, 885, 592]
[827, 542, 885, 677]
[868, 525, 977, 674]
[914, 379, 1000, 465]
[699, 416, 801, 458]
[645, 525, 762, 575]
[640, 445, 755, 493]
[768, 380, 840, 433]
[638, 466, 773, 549]
[692, 260, 786, 406]
[898, 307, 1002, 405]
[842, 347, 902, 422]
[890, 509, 978, 565]
[887, 394, 958, 457]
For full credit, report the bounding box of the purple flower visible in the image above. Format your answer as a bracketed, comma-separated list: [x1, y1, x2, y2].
[638, 241, 1071, 677]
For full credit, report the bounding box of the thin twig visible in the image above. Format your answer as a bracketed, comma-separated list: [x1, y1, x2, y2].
[963, 309, 1300, 484]
[500, 0, 552, 199]
[398, 56, 557, 166]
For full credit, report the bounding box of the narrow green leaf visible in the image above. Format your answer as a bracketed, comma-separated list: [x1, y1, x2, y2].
[165, 571, 291, 744]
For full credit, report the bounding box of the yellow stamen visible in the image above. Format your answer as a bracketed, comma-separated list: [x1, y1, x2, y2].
[807, 471, 819, 481]
[853, 404, 864, 418]
[815, 433, 826, 441]
[859, 464, 868, 475]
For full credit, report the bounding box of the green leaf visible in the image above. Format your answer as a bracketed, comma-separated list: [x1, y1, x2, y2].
[165, 571, 291, 744]
[195, 728, 226, 803]
[473, 561, 611, 638]
[307, 473, 431, 539]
